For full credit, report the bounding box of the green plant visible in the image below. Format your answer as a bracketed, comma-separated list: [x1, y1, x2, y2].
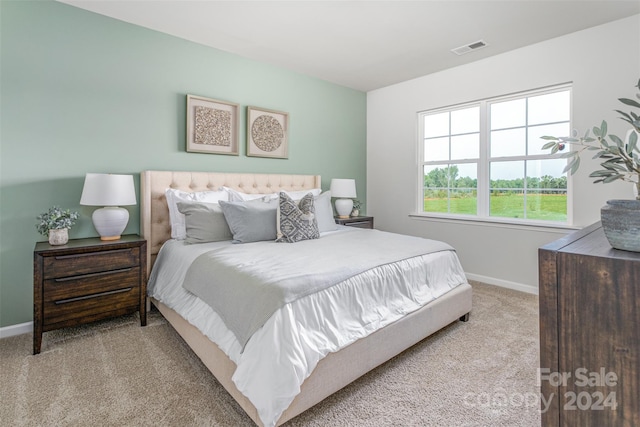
[542, 78, 640, 200]
[352, 199, 363, 210]
[36, 206, 79, 236]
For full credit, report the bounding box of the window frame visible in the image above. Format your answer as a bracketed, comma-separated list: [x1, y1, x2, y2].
[416, 84, 573, 226]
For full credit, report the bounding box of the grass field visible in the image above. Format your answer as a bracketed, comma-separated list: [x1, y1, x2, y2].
[424, 193, 567, 222]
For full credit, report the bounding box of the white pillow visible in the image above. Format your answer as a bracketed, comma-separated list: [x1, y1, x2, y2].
[223, 187, 273, 202]
[165, 188, 229, 239]
[224, 187, 321, 202]
[284, 188, 322, 200]
[314, 191, 338, 232]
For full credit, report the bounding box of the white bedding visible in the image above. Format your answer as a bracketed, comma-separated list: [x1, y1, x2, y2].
[148, 228, 468, 427]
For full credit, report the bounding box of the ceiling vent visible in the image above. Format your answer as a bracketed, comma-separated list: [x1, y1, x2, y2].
[451, 40, 488, 56]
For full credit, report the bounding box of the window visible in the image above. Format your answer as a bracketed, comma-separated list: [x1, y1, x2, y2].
[418, 85, 571, 224]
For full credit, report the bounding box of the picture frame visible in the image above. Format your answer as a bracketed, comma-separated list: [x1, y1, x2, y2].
[186, 94, 239, 155]
[246, 106, 289, 159]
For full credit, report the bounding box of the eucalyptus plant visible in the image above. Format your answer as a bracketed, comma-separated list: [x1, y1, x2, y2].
[541, 78, 640, 200]
[36, 206, 79, 236]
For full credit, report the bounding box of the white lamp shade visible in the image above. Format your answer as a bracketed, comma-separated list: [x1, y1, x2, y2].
[80, 173, 136, 206]
[80, 173, 136, 240]
[329, 179, 357, 198]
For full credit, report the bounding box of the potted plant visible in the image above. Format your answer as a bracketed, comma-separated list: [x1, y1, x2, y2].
[36, 206, 79, 245]
[542, 78, 640, 251]
[351, 199, 364, 217]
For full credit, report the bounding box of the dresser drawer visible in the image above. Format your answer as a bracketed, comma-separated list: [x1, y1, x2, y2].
[42, 247, 140, 279]
[43, 268, 140, 327]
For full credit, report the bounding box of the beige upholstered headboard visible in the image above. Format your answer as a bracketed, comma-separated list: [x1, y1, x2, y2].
[140, 170, 322, 276]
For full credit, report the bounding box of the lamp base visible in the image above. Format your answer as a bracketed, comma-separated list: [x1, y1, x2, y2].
[92, 207, 129, 241]
[100, 235, 122, 241]
[334, 198, 354, 219]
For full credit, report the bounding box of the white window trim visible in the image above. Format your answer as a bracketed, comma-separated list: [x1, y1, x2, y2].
[416, 83, 574, 226]
[408, 211, 580, 232]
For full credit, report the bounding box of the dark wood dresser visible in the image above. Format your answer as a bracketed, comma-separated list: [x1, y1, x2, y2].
[539, 222, 639, 427]
[33, 235, 147, 354]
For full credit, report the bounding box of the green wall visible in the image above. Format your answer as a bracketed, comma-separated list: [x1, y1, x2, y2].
[0, 1, 366, 328]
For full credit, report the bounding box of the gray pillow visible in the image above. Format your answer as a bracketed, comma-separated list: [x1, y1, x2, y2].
[176, 201, 232, 244]
[219, 198, 278, 243]
[315, 191, 338, 232]
[276, 192, 319, 243]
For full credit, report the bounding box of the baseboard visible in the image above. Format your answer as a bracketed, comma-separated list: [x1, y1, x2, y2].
[465, 273, 538, 295]
[0, 321, 33, 339]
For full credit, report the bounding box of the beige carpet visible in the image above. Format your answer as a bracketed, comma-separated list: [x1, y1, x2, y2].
[0, 282, 540, 426]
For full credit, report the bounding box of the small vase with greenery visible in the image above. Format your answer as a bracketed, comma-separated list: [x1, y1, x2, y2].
[351, 199, 363, 217]
[542, 78, 640, 251]
[36, 206, 79, 245]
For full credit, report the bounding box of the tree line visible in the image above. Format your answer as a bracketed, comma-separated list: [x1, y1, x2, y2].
[424, 165, 567, 191]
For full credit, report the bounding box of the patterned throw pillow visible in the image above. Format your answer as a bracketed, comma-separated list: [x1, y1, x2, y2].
[276, 192, 319, 243]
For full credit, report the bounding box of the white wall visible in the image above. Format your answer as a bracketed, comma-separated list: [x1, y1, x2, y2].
[367, 15, 640, 293]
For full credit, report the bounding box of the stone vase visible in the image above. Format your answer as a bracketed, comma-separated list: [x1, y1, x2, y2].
[600, 199, 640, 252]
[48, 228, 69, 246]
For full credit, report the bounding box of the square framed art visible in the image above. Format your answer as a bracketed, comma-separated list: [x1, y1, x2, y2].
[246, 106, 289, 159]
[186, 94, 239, 155]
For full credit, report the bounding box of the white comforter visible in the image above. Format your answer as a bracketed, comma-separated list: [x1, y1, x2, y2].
[148, 228, 468, 427]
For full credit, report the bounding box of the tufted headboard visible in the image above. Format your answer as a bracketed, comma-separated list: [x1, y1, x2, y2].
[140, 170, 322, 276]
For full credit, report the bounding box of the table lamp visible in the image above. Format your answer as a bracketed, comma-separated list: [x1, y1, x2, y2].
[80, 173, 137, 240]
[330, 178, 357, 218]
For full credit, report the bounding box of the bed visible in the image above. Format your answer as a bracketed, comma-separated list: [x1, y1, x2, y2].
[140, 170, 472, 427]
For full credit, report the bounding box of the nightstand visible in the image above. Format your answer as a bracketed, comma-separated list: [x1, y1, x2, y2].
[334, 216, 374, 229]
[33, 235, 147, 354]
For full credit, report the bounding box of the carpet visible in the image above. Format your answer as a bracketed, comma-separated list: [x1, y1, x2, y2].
[0, 282, 540, 426]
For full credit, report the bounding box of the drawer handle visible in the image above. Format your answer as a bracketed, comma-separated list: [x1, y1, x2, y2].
[55, 287, 133, 305]
[54, 267, 133, 282]
[348, 222, 369, 225]
[54, 248, 132, 260]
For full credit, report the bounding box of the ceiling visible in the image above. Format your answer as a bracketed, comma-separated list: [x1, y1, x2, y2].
[57, 1, 640, 92]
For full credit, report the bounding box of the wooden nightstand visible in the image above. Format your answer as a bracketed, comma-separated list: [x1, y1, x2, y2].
[33, 235, 147, 354]
[334, 216, 374, 229]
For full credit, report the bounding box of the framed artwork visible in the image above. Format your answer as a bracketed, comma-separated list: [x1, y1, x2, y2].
[186, 94, 239, 155]
[246, 106, 289, 159]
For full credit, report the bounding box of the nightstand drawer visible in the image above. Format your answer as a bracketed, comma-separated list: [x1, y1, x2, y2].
[43, 247, 140, 279]
[43, 266, 140, 301]
[335, 216, 374, 229]
[43, 268, 140, 326]
[43, 285, 139, 328]
[344, 220, 372, 229]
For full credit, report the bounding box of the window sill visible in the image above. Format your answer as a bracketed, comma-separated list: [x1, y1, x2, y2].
[408, 212, 580, 234]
